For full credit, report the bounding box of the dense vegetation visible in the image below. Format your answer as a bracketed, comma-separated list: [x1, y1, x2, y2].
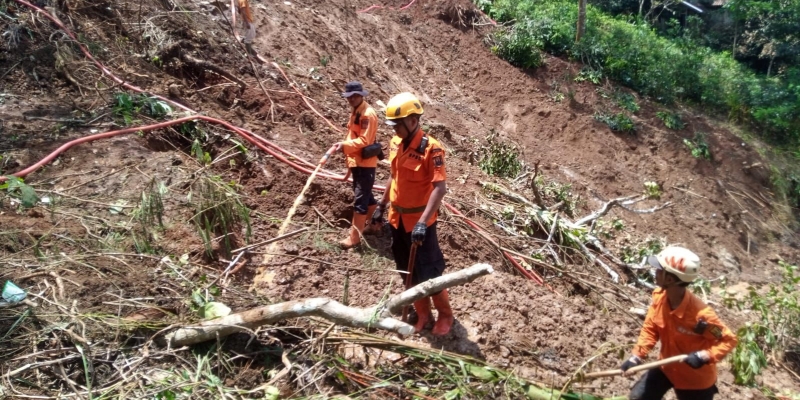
[475, 0, 800, 210]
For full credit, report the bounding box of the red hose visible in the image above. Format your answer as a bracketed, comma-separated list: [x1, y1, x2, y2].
[443, 202, 548, 286]
[2, 116, 338, 182]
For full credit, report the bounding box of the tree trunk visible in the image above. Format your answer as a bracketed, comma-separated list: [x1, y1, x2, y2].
[576, 0, 587, 42]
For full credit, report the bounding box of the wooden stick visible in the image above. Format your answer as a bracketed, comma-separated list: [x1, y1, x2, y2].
[580, 354, 689, 380]
[253, 145, 338, 289]
[164, 263, 493, 346]
[402, 242, 419, 322]
[232, 227, 309, 253]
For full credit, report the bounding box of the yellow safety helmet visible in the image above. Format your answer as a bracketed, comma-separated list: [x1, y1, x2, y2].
[648, 246, 701, 283]
[384, 92, 424, 125]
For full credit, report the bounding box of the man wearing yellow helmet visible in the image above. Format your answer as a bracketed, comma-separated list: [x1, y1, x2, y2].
[371, 92, 453, 336]
[620, 246, 737, 399]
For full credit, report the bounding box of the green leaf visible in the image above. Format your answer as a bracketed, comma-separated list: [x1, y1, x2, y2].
[201, 302, 231, 319]
[264, 385, 280, 400]
[465, 364, 497, 381]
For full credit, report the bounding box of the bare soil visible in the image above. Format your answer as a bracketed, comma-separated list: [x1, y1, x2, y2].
[1, 0, 798, 398]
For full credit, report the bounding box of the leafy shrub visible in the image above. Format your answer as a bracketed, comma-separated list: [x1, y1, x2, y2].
[594, 111, 635, 133]
[726, 261, 800, 386]
[478, 131, 523, 178]
[479, 0, 800, 148]
[491, 25, 544, 69]
[684, 133, 712, 159]
[656, 111, 686, 130]
[574, 67, 602, 84]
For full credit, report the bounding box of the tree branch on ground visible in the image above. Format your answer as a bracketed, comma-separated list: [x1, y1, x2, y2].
[161, 263, 494, 347]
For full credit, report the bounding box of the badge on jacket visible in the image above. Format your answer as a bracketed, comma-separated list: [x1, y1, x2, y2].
[709, 325, 723, 339]
[361, 119, 369, 130]
[433, 155, 443, 167]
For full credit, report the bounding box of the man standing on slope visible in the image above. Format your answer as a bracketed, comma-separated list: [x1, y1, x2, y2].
[371, 92, 453, 336]
[621, 246, 737, 400]
[234, 0, 258, 57]
[337, 81, 380, 249]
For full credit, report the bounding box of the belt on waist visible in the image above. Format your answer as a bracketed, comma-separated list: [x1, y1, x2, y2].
[391, 204, 426, 214]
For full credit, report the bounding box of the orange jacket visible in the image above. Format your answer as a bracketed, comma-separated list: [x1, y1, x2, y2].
[341, 101, 378, 168]
[386, 129, 447, 232]
[633, 288, 737, 390]
[237, 0, 253, 24]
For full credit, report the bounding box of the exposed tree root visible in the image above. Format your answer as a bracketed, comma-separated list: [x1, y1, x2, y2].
[158, 41, 247, 88]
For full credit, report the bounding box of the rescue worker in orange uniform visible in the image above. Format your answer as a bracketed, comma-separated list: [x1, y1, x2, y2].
[620, 246, 737, 400]
[336, 81, 380, 249]
[370, 92, 453, 336]
[234, 0, 257, 57]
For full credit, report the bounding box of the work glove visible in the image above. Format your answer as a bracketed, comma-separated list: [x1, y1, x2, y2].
[684, 352, 709, 369]
[411, 222, 427, 245]
[371, 204, 385, 225]
[620, 355, 642, 372]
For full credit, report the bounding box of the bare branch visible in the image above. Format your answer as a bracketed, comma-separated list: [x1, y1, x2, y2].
[162, 263, 493, 347]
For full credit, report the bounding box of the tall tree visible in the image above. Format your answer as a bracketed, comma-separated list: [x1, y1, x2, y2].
[725, 0, 800, 74]
[577, 0, 587, 41]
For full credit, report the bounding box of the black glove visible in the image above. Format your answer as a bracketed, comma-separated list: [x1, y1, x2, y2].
[684, 352, 708, 369]
[411, 222, 427, 244]
[620, 356, 642, 372]
[371, 204, 385, 225]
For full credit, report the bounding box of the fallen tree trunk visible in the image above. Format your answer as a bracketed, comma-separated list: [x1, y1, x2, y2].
[162, 263, 493, 347]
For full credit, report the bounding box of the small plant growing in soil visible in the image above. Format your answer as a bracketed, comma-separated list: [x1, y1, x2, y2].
[643, 181, 662, 199]
[0, 175, 38, 209]
[113, 92, 171, 126]
[478, 130, 523, 179]
[594, 111, 635, 134]
[684, 133, 712, 159]
[320, 54, 330, 66]
[656, 110, 686, 130]
[726, 261, 800, 386]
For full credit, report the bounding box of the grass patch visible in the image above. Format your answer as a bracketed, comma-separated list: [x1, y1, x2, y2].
[190, 176, 251, 258]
